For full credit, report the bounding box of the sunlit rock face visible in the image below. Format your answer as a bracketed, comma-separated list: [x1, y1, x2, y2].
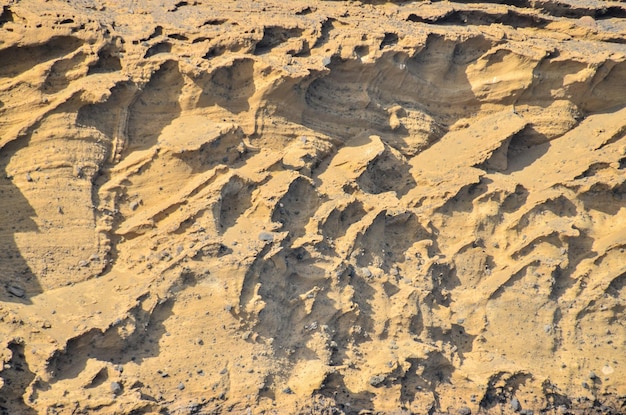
[1, 1, 625, 414]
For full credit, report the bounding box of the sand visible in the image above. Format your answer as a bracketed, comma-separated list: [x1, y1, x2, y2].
[1, 0, 626, 414]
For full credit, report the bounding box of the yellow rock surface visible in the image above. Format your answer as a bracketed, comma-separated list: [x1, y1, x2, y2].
[1, 0, 626, 414]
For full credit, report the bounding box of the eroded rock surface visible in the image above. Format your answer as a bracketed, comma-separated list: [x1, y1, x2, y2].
[1, 0, 626, 414]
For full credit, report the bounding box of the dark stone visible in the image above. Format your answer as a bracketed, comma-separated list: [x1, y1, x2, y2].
[369, 374, 386, 387]
[511, 397, 521, 412]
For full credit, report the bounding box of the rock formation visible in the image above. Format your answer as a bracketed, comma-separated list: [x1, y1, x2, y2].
[1, 0, 626, 414]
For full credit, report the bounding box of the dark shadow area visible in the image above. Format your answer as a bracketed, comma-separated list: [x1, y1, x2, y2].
[253, 26, 303, 55]
[574, 162, 611, 180]
[42, 52, 86, 94]
[316, 372, 375, 415]
[426, 262, 461, 306]
[330, 265, 377, 364]
[420, 352, 455, 390]
[196, 58, 255, 114]
[271, 176, 322, 240]
[143, 41, 172, 58]
[400, 358, 425, 407]
[452, 0, 626, 19]
[0, 137, 41, 304]
[579, 181, 626, 215]
[258, 373, 276, 401]
[237, 246, 273, 317]
[126, 60, 183, 154]
[449, 323, 476, 359]
[511, 233, 561, 260]
[501, 184, 529, 213]
[542, 379, 572, 411]
[202, 44, 226, 59]
[216, 175, 254, 234]
[169, 1, 189, 12]
[0, 342, 37, 415]
[479, 371, 532, 410]
[407, 9, 549, 28]
[354, 211, 430, 272]
[379, 32, 398, 49]
[237, 246, 331, 360]
[295, 6, 313, 16]
[76, 81, 138, 138]
[399, 352, 455, 412]
[409, 304, 424, 337]
[513, 195, 577, 235]
[606, 271, 626, 299]
[355, 148, 416, 197]
[581, 61, 626, 113]
[312, 18, 335, 49]
[505, 127, 552, 173]
[173, 127, 250, 173]
[0, 6, 14, 27]
[167, 33, 188, 41]
[320, 200, 367, 241]
[0, 36, 83, 79]
[436, 177, 491, 214]
[201, 18, 227, 26]
[87, 40, 122, 74]
[549, 232, 597, 300]
[46, 297, 173, 383]
[490, 260, 540, 300]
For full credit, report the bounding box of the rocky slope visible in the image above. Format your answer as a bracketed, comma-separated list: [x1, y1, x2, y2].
[1, 0, 626, 414]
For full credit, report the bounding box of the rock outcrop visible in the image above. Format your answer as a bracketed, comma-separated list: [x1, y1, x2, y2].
[1, 1, 626, 414]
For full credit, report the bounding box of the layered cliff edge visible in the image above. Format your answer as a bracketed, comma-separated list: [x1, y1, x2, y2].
[1, 0, 626, 414]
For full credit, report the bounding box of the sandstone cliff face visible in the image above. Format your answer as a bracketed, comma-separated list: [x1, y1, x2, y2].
[1, 1, 626, 414]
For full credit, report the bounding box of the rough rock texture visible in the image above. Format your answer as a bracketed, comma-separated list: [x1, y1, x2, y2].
[1, 0, 626, 414]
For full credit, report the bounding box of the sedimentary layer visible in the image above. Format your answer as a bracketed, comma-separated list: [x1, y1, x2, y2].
[1, 1, 626, 414]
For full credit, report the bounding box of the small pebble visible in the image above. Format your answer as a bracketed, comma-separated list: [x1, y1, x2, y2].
[110, 381, 122, 395]
[258, 231, 274, 242]
[511, 397, 521, 412]
[458, 407, 471, 415]
[177, 382, 185, 390]
[282, 386, 293, 394]
[360, 267, 372, 278]
[25, 172, 33, 182]
[589, 371, 597, 380]
[7, 285, 25, 298]
[369, 374, 385, 387]
[601, 365, 614, 375]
